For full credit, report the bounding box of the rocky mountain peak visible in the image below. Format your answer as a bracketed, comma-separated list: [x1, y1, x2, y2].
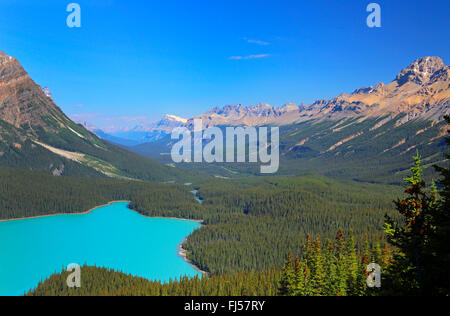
[151, 114, 187, 134]
[0, 51, 28, 83]
[0, 51, 15, 65]
[280, 103, 299, 112]
[395, 56, 447, 86]
[0, 50, 71, 132]
[352, 82, 385, 95]
[162, 114, 187, 123]
[374, 82, 384, 90]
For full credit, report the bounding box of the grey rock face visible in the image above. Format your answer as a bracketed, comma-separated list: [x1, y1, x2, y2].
[396, 57, 447, 86]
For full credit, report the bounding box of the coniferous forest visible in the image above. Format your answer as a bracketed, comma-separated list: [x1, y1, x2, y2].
[24, 116, 450, 296]
[1, 2, 449, 299]
[0, 166, 400, 276]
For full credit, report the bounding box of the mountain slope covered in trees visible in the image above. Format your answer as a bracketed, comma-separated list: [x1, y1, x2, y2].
[27, 118, 450, 296]
[0, 167, 202, 220]
[126, 57, 449, 183]
[0, 166, 400, 276]
[0, 51, 200, 182]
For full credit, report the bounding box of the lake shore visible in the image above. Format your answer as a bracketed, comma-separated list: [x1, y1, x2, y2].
[0, 200, 204, 224]
[0, 200, 207, 277]
[177, 239, 209, 277]
[0, 200, 129, 223]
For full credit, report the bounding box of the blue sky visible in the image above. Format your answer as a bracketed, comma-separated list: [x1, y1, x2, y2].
[0, 0, 449, 130]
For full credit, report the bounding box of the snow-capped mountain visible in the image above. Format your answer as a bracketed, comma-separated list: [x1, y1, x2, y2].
[79, 56, 449, 146]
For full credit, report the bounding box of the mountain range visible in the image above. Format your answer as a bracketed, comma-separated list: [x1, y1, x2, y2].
[191, 56, 448, 126]
[0, 50, 194, 182]
[78, 114, 188, 145]
[94, 56, 449, 146]
[1, 50, 448, 184]
[123, 57, 449, 183]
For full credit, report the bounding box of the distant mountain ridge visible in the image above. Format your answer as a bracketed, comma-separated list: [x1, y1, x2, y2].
[144, 114, 187, 141]
[184, 56, 449, 128]
[125, 57, 449, 183]
[92, 114, 187, 145]
[99, 56, 448, 146]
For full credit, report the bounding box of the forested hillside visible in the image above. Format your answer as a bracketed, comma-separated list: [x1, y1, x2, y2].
[130, 175, 401, 274]
[126, 56, 450, 184]
[26, 230, 389, 296]
[27, 127, 450, 296]
[27, 266, 281, 296]
[279, 231, 390, 296]
[0, 51, 204, 182]
[278, 116, 448, 183]
[0, 166, 400, 276]
[183, 177, 400, 274]
[129, 115, 448, 184]
[0, 167, 201, 220]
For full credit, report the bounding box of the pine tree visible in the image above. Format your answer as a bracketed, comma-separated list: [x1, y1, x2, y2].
[324, 239, 339, 296]
[292, 257, 307, 296]
[381, 243, 391, 266]
[345, 231, 360, 295]
[429, 115, 450, 295]
[334, 230, 348, 296]
[279, 251, 295, 296]
[360, 251, 369, 295]
[384, 151, 429, 295]
[303, 265, 313, 296]
[310, 237, 327, 296]
[384, 118, 450, 295]
[372, 242, 382, 264]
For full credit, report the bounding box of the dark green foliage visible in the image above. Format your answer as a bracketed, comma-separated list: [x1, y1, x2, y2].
[278, 231, 391, 296]
[0, 167, 201, 220]
[180, 176, 400, 275]
[279, 116, 448, 184]
[130, 116, 449, 184]
[0, 117, 204, 182]
[27, 266, 280, 296]
[383, 118, 450, 295]
[0, 167, 400, 278]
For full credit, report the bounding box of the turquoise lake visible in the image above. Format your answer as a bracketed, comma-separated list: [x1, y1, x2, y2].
[0, 201, 202, 296]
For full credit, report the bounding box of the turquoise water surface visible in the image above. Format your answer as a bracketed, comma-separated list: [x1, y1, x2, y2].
[0, 202, 201, 296]
[191, 190, 203, 204]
